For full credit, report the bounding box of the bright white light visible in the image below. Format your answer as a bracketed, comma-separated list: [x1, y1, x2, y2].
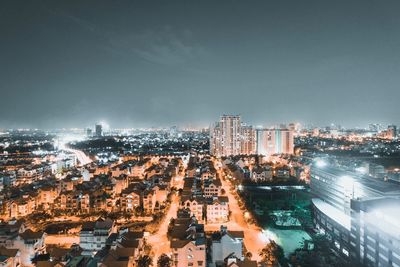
[340, 175, 354, 190]
[315, 159, 327, 168]
[99, 121, 110, 131]
[355, 167, 367, 174]
[261, 229, 278, 243]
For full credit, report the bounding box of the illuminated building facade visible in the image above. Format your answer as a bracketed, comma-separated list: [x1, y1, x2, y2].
[351, 198, 400, 267]
[210, 115, 241, 157]
[387, 125, 397, 139]
[210, 115, 293, 157]
[210, 123, 223, 157]
[220, 115, 241, 156]
[256, 128, 294, 156]
[240, 126, 256, 155]
[310, 163, 400, 265]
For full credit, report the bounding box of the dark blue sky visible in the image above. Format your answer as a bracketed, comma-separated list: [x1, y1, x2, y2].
[1, 0, 400, 128]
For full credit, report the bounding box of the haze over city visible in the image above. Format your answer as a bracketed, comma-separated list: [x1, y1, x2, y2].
[2, 0, 400, 128]
[2, 2, 400, 267]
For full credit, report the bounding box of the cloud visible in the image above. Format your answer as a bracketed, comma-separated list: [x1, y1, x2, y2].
[42, 5, 97, 33]
[109, 26, 207, 66]
[42, 4, 206, 66]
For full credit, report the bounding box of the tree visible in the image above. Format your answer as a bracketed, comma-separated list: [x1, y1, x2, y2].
[137, 255, 153, 267]
[245, 251, 253, 259]
[259, 240, 286, 267]
[157, 254, 172, 267]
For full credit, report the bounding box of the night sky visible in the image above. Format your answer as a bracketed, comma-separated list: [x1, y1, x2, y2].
[1, 1, 400, 129]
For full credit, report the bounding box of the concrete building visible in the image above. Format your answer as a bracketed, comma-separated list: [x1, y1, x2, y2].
[12, 230, 46, 266]
[79, 218, 115, 255]
[210, 115, 241, 157]
[256, 128, 294, 157]
[95, 124, 102, 137]
[310, 161, 400, 265]
[350, 197, 400, 267]
[206, 196, 229, 224]
[240, 126, 256, 155]
[203, 178, 222, 198]
[169, 212, 206, 267]
[387, 125, 397, 139]
[251, 165, 273, 182]
[211, 226, 244, 266]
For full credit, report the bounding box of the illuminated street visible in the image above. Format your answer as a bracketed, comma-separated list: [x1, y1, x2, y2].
[147, 170, 185, 260]
[1, 1, 399, 266]
[208, 158, 268, 262]
[65, 148, 92, 166]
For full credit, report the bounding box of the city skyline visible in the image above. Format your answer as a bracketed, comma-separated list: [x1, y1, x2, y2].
[2, 0, 400, 128]
[2, 1, 400, 267]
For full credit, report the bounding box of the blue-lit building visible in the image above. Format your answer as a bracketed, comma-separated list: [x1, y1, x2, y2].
[351, 197, 400, 267]
[310, 162, 400, 266]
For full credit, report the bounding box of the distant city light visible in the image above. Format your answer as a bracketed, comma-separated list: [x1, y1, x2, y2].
[315, 159, 327, 168]
[355, 167, 367, 174]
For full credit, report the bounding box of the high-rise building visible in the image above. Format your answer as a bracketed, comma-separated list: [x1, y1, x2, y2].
[387, 125, 397, 139]
[95, 124, 103, 137]
[86, 128, 92, 137]
[210, 115, 241, 157]
[220, 115, 241, 156]
[210, 115, 292, 157]
[240, 126, 256, 155]
[210, 122, 223, 157]
[256, 128, 294, 156]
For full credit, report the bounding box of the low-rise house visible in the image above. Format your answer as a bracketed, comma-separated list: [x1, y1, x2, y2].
[183, 178, 203, 197]
[206, 196, 229, 224]
[0, 221, 26, 248]
[171, 239, 206, 267]
[80, 218, 115, 255]
[203, 179, 222, 198]
[169, 212, 206, 267]
[36, 186, 59, 209]
[276, 167, 290, 178]
[251, 165, 273, 182]
[101, 247, 136, 266]
[13, 229, 46, 266]
[181, 197, 205, 223]
[9, 196, 36, 219]
[115, 230, 144, 253]
[120, 189, 141, 213]
[142, 190, 156, 214]
[211, 226, 244, 266]
[60, 176, 82, 192]
[56, 191, 80, 212]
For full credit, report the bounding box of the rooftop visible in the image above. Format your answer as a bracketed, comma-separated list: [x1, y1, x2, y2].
[312, 198, 351, 230]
